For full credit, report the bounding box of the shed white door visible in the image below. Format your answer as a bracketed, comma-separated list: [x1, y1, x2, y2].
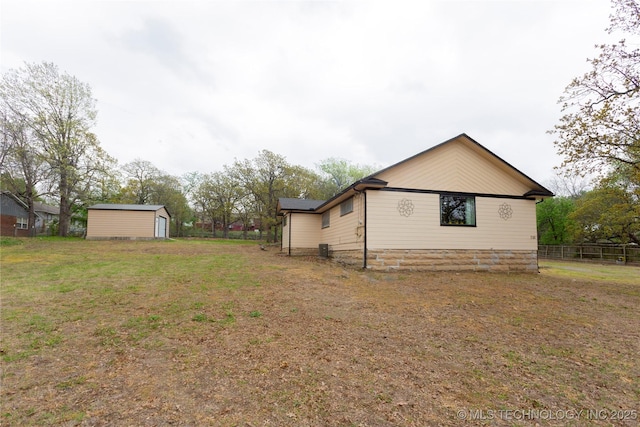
[157, 216, 167, 238]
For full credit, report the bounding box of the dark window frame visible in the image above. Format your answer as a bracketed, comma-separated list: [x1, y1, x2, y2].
[440, 194, 476, 227]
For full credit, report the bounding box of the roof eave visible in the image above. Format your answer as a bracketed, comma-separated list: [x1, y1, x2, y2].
[315, 178, 388, 212]
[524, 189, 555, 198]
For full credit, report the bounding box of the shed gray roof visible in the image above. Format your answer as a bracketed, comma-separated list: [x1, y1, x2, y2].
[88, 204, 170, 216]
[278, 198, 325, 211]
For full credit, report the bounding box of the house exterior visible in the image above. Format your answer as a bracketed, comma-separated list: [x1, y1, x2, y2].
[0, 192, 36, 237]
[34, 201, 60, 235]
[278, 134, 554, 272]
[86, 204, 171, 240]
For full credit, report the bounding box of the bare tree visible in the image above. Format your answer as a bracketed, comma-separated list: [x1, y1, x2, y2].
[544, 172, 592, 198]
[551, 0, 640, 180]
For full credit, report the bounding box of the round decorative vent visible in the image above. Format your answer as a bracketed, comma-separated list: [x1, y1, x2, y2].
[498, 203, 513, 220]
[397, 198, 414, 217]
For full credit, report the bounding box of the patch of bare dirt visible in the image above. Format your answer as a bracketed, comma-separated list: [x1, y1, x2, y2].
[2, 242, 639, 426]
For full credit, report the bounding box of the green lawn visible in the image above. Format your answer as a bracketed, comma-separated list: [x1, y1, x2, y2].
[540, 260, 640, 285]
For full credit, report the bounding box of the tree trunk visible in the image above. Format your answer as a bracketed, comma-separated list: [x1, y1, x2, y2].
[27, 198, 36, 237]
[58, 197, 71, 236]
[222, 215, 229, 239]
[58, 171, 71, 237]
[272, 218, 278, 243]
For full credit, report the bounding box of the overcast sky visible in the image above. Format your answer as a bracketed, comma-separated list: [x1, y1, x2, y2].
[1, 0, 613, 184]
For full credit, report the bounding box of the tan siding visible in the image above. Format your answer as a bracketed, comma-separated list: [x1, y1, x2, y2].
[288, 213, 321, 248]
[87, 210, 156, 238]
[376, 138, 532, 196]
[320, 194, 364, 251]
[367, 191, 537, 250]
[476, 198, 538, 250]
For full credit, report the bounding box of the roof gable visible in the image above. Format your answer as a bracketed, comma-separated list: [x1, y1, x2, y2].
[276, 134, 552, 216]
[371, 134, 553, 197]
[1, 192, 29, 216]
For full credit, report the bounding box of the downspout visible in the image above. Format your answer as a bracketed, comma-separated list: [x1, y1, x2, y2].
[535, 199, 545, 272]
[363, 191, 367, 269]
[288, 213, 292, 256]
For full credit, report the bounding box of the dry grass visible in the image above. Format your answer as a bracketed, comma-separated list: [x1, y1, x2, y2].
[1, 239, 639, 426]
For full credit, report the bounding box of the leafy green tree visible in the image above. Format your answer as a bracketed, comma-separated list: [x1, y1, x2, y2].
[234, 192, 258, 240]
[84, 158, 122, 205]
[0, 110, 15, 170]
[213, 171, 245, 239]
[191, 173, 216, 236]
[1, 62, 113, 236]
[149, 174, 191, 237]
[194, 171, 245, 238]
[0, 109, 52, 234]
[229, 151, 282, 242]
[315, 157, 379, 197]
[120, 159, 162, 204]
[536, 197, 576, 244]
[551, 0, 640, 181]
[229, 150, 318, 242]
[569, 172, 640, 244]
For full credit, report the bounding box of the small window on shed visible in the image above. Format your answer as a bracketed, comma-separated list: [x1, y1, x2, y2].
[321, 211, 330, 228]
[283, 215, 287, 226]
[440, 194, 476, 226]
[340, 197, 353, 216]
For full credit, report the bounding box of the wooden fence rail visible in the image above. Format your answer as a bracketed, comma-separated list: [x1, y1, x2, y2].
[538, 244, 640, 265]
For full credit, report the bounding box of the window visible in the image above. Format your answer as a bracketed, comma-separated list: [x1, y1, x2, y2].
[321, 211, 330, 228]
[340, 197, 353, 216]
[440, 195, 476, 226]
[282, 215, 287, 226]
[16, 217, 28, 229]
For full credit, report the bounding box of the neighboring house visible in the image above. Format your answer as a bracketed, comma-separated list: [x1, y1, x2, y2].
[86, 204, 171, 240]
[278, 134, 554, 272]
[228, 220, 258, 232]
[34, 201, 60, 235]
[0, 191, 37, 237]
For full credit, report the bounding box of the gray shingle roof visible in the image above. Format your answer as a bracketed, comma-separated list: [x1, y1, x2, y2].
[278, 198, 325, 211]
[33, 202, 60, 215]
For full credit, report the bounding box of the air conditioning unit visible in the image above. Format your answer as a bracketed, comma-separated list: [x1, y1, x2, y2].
[318, 243, 329, 258]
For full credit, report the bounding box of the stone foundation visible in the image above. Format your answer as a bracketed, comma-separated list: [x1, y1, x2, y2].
[284, 247, 539, 272]
[365, 249, 539, 272]
[330, 250, 365, 268]
[285, 247, 321, 257]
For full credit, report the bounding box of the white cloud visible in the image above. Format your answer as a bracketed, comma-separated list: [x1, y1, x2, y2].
[1, 0, 613, 182]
